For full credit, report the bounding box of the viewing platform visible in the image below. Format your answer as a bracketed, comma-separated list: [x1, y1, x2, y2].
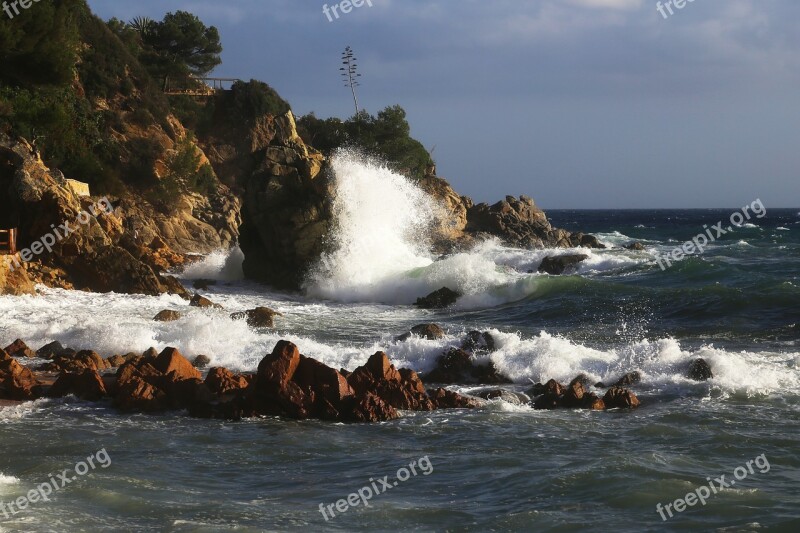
[0, 229, 17, 255]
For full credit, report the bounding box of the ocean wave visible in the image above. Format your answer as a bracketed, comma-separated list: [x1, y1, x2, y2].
[178, 247, 244, 282]
[776, 227, 790, 231]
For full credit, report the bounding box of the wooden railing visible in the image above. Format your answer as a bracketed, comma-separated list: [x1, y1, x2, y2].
[0, 229, 17, 255]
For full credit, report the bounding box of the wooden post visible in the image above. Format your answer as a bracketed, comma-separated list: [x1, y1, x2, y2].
[9, 228, 16, 255]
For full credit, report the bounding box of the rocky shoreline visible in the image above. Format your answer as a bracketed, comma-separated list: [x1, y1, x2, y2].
[0, 316, 688, 423]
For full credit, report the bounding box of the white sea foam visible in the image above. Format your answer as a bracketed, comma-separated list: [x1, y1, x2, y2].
[776, 227, 790, 231]
[179, 247, 244, 281]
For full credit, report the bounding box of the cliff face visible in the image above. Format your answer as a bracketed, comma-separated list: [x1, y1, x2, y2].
[234, 112, 329, 289]
[234, 115, 602, 290]
[0, 135, 190, 296]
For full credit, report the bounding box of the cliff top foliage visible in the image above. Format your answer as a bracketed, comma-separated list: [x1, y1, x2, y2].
[297, 107, 434, 180]
[0, 0, 433, 195]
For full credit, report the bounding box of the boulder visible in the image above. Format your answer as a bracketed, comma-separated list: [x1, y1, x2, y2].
[0, 357, 40, 400]
[192, 354, 211, 369]
[153, 310, 181, 322]
[428, 388, 483, 409]
[415, 287, 461, 309]
[205, 367, 250, 396]
[153, 348, 202, 381]
[36, 341, 68, 359]
[190, 293, 223, 309]
[538, 255, 588, 275]
[476, 389, 529, 405]
[106, 355, 127, 367]
[345, 393, 399, 423]
[626, 242, 645, 251]
[48, 369, 107, 401]
[461, 331, 495, 353]
[602, 387, 640, 409]
[425, 348, 511, 385]
[114, 376, 166, 412]
[687, 359, 713, 381]
[294, 355, 354, 406]
[614, 371, 642, 387]
[4, 339, 35, 359]
[257, 340, 301, 386]
[230, 307, 282, 328]
[42, 350, 110, 373]
[399, 323, 446, 341]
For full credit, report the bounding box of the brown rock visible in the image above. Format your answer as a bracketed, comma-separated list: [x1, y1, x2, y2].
[346, 392, 399, 423]
[48, 369, 107, 401]
[0, 357, 40, 400]
[294, 355, 354, 405]
[106, 355, 127, 368]
[153, 310, 181, 322]
[4, 339, 35, 359]
[190, 293, 223, 309]
[561, 381, 585, 408]
[257, 341, 301, 386]
[428, 388, 482, 409]
[230, 307, 282, 328]
[602, 387, 640, 409]
[205, 367, 249, 395]
[415, 287, 461, 309]
[153, 347, 201, 381]
[114, 376, 165, 412]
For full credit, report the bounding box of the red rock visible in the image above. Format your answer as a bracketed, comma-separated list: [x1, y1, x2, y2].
[106, 355, 127, 367]
[561, 381, 585, 408]
[365, 351, 402, 382]
[346, 392, 399, 422]
[48, 369, 107, 401]
[0, 358, 40, 400]
[603, 387, 640, 409]
[153, 347, 201, 381]
[428, 388, 482, 409]
[293, 355, 354, 405]
[257, 341, 300, 386]
[4, 339, 35, 359]
[114, 376, 165, 412]
[582, 393, 606, 410]
[205, 367, 249, 395]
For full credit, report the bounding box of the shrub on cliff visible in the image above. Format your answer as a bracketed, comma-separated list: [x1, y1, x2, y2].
[297, 105, 433, 180]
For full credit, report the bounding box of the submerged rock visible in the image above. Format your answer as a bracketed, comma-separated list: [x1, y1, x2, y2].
[626, 242, 645, 251]
[425, 348, 511, 385]
[461, 331, 496, 354]
[415, 287, 461, 309]
[397, 323, 446, 341]
[153, 310, 182, 322]
[48, 369, 107, 402]
[476, 388, 529, 405]
[687, 359, 713, 381]
[602, 387, 640, 409]
[614, 371, 642, 387]
[190, 293, 223, 309]
[538, 255, 589, 275]
[230, 307, 282, 328]
[4, 339, 35, 359]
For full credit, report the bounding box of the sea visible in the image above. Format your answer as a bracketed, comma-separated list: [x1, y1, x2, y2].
[1, 154, 798, 532]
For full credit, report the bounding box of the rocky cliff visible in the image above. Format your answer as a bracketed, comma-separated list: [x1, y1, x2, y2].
[236, 115, 602, 290]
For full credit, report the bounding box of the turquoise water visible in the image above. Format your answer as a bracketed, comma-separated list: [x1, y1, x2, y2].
[1, 209, 799, 531]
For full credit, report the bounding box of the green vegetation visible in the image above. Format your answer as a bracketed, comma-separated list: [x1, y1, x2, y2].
[297, 106, 434, 180]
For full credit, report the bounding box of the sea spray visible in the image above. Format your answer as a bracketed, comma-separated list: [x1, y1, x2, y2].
[304, 151, 439, 302]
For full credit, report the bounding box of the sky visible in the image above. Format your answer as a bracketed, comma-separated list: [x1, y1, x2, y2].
[88, 0, 800, 209]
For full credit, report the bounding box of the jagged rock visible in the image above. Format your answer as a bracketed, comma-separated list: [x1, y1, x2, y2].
[153, 348, 202, 381]
[190, 293, 223, 309]
[425, 348, 511, 385]
[48, 369, 107, 402]
[153, 310, 181, 322]
[538, 255, 589, 275]
[614, 371, 642, 386]
[428, 388, 483, 409]
[397, 323, 446, 341]
[192, 354, 211, 369]
[476, 389, 529, 405]
[461, 331, 495, 353]
[346, 393, 399, 423]
[41, 350, 110, 373]
[230, 307, 282, 328]
[4, 339, 35, 359]
[687, 359, 713, 381]
[192, 279, 216, 290]
[626, 242, 645, 251]
[415, 287, 461, 309]
[602, 387, 640, 409]
[205, 367, 249, 396]
[37, 341, 68, 359]
[106, 355, 127, 367]
[0, 356, 40, 400]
